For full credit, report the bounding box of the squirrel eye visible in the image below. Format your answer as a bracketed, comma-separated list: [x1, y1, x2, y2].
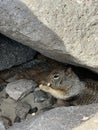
[53, 74, 59, 79]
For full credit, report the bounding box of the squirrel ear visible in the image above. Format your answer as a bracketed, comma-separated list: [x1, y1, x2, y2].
[65, 67, 72, 75]
[67, 67, 72, 72]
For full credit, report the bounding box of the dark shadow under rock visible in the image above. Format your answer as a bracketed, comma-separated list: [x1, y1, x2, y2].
[8, 103, 98, 130]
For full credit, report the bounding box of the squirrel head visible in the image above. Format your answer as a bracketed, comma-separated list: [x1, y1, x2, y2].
[47, 67, 84, 98]
[48, 67, 78, 87]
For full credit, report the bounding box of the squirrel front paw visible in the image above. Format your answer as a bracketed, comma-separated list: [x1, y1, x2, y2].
[39, 83, 51, 92]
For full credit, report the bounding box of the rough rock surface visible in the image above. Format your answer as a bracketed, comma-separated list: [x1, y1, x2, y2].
[8, 104, 98, 130]
[0, 34, 36, 71]
[73, 113, 98, 130]
[0, 118, 6, 130]
[0, 0, 98, 72]
[15, 102, 31, 121]
[6, 79, 37, 100]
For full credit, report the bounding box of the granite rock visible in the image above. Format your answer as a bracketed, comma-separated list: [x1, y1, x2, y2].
[0, 117, 6, 130]
[5, 79, 37, 100]
[15, 102, 31, 121]
[8, 104, 98, 130]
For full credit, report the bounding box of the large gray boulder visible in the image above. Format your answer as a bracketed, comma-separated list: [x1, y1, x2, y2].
[73, 113, 98, 130]
[8, 104, 98, 130]
[0, 0, 98, 72]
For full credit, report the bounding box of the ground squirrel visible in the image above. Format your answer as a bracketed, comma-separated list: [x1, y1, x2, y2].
[39, 67, 98, 106]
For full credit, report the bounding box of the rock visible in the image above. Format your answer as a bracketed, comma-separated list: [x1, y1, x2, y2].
[73, 113, 98, 130]
[34, 88, 49, 103]
[0, 117, 6, 130]
[0, 34, 36, 71]
[5, 79, 37, 100]
[21, 92, 55, 115]
[15, 102, 31, 121]
[0, 0, 98, 72]
[8, 104, 98, 130]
